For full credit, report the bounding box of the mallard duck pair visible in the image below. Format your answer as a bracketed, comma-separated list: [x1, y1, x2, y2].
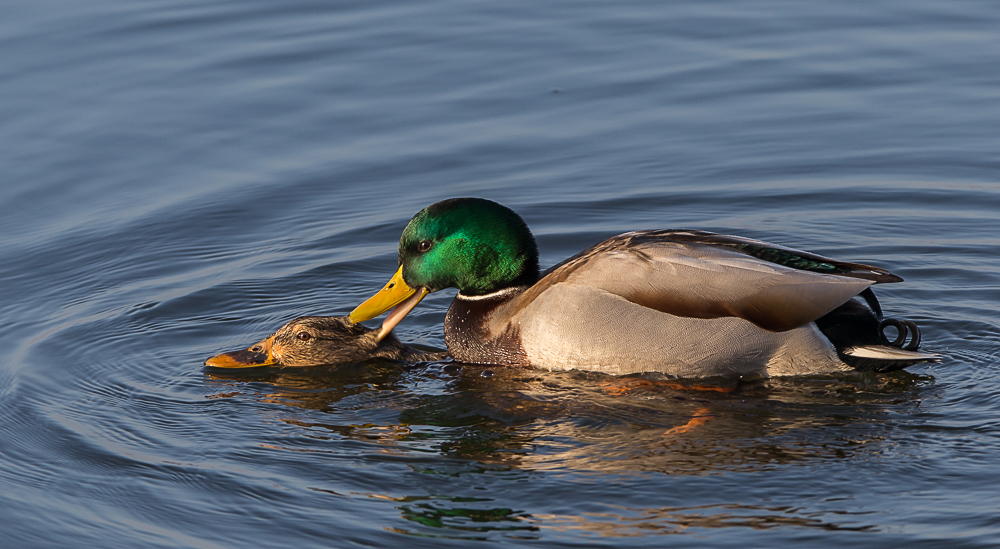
[207, 198, 937, 376]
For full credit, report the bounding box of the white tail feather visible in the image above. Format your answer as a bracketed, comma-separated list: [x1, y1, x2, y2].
[844, 345, 939, 362]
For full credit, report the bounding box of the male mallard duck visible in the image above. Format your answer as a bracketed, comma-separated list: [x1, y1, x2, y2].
[349, 198, 937, 377]
[204, 315, 445, 368]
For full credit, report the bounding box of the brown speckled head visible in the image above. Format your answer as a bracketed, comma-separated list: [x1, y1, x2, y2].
[205, 316, 444, 368]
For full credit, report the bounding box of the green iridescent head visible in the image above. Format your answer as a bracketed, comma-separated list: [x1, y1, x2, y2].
[398, 198, 540, 295]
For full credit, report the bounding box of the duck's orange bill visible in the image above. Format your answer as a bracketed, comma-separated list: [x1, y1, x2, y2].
[204, 335, 277, 368]
[349, 266, 429, 342]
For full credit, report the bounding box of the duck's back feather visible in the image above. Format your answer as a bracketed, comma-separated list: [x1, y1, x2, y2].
[542, 231, 902, 282]
[519, 230, 886, 332]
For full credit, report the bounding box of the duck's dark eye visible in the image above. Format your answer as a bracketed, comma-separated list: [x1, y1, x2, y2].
[297, 331, 311, 341]
[250, 345, 262, 353]
[418, 240, 432, 252]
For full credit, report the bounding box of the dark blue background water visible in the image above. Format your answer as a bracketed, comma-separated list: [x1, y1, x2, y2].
[3, 0, 999, 546]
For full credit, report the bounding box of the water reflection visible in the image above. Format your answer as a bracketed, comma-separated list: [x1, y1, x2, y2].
[532, 502, 877, 536]
[342, 492, 876, 540]
[205, 363, 930, 538]
[380, 494, 536, 540]
[205, 363, 930, 472]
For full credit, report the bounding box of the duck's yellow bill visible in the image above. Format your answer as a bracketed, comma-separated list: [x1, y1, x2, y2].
[349, 266, 417, 323]
[350, 266, 429, 342]
[204, 335, 277, 368]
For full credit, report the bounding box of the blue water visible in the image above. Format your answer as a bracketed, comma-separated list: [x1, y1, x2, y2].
[2, 0, 1000, 546]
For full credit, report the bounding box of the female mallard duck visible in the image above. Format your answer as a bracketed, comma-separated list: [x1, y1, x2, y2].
[204, 315, 445, 368]
[349, 197, 937, 377]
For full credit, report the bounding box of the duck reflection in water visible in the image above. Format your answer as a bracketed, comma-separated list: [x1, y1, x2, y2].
[205, 356, 929, 474]
[205, 360, 928, 537]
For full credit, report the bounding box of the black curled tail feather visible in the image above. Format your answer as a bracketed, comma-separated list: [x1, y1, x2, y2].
[815, 291, 936, 372]
[878, 318, 922, 351]
[859, 287, 923, 351]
